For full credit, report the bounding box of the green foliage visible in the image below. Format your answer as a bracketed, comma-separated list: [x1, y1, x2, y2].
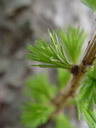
[27, 26, 87, 69]
[57, 69, 71, 90]
[27, 30, 72, 70]
[78, 63, 96, 110]
[55, 114, 74, 128]
[21, 102, 54, 128]
[81, 0, 96, 12]
[58, 26, 87, 64]
[22, 71, 74, 128]
[76, 63, 96, 128]
[21, 73, 57, 127]
[22, 1, 96, 127]
[76, 102, 96, 128]
[24, 73, 57, 103]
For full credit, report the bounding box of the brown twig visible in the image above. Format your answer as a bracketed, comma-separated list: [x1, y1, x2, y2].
[39, 30, 96, 128]
[52, 29, 96, 114]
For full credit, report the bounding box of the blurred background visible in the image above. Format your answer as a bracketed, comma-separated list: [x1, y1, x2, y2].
[0, 0, 95, 128]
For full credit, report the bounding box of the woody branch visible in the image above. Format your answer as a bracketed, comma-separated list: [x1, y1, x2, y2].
[52, 29, 96, 113]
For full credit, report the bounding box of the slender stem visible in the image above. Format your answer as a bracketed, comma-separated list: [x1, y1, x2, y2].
[39, 30, 96, 127]
[52, 29, 96, 114]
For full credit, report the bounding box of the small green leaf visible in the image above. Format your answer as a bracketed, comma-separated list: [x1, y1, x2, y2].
[27, 26, 87, 69]
[76, 100, 96, 128]
[58, 26, 87, 64]
[21, 103, 54, 128]
[78, 63, 96, 110]
[27, 29, 73, 70]
[24, 73, 57, 103]
[77, 102, 96, 128]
